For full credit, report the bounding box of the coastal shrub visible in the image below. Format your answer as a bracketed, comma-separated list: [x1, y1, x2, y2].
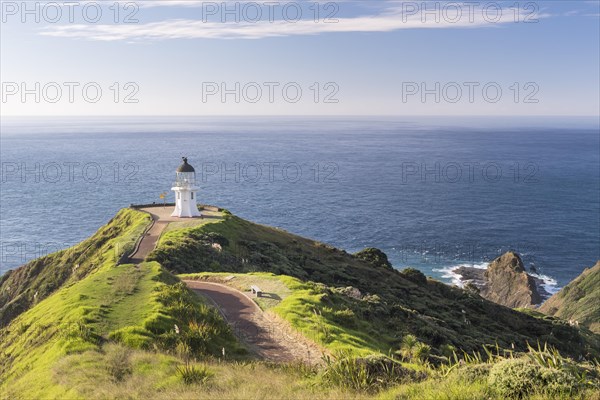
[540, 367, 579, 394]
[321, 351, 424, 392]
[353, 248, 392, 269]
[414, 342, 432, 362]
[488, 358, 543, 398]
[440, 344, 457, 358]
[204, 232, 229, 247]
[488, 356, 584, 398]
[398, 334, 419, 361]
[401, 268, 427, 285]
[416, 325, 446, 346]
[454, 363, 492, 383]
[396, 334, 432, 364]
[334, 286, 362, 300]
[151, 214, 600, 362]
[208, 261, 221, 271]
[184, 319, 223, 355]
[464, 282, 481, 295]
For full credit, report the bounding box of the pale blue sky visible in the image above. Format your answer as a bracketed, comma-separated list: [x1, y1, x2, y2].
[1, 0, 599, 116]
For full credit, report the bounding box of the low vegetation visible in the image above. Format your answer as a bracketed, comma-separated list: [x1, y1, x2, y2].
[0, 209, 244, 397]
[1, 207, 599, 399]
[381, 343, 600, 400]
[0, 208, 151, 327]
[541, 261, 600, 334]
[151, 213, 600, 359]
[181, 272, 393, 354]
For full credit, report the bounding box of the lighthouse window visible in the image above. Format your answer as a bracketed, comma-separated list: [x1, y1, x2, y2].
[191, 193, 194, 199]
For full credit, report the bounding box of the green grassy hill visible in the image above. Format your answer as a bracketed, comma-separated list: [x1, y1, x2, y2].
[1, 207, 599, 399]
[0, 209, 245, 398]
[0, 209, 151, 327]
[149, 213, 600, 359]
[540, 261, 600, 334]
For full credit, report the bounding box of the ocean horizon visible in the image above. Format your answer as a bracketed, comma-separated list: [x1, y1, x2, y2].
[2, 116, 599, 296]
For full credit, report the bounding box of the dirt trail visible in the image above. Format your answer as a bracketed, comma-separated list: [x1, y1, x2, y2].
[185, 280, 323, 364]
[131, 207, 323, 364]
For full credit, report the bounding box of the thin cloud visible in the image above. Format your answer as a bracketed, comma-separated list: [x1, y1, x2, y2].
[136, 0, 209, 7]
[40, 5, 550, 41]
[137, 0, 347, 7]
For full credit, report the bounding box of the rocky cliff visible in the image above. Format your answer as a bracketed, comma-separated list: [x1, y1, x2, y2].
[455, 252, 544, 308]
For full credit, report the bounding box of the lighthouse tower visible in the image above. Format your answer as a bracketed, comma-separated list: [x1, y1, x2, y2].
[171, 157, 201, 218]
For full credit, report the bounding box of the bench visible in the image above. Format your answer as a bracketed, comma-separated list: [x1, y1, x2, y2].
[250, 285, 263, 297]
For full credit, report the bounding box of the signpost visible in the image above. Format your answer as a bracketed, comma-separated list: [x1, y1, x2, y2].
[159, 192, 167, 207]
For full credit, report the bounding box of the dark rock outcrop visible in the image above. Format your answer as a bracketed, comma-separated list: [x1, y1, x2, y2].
[455, 252, 543, 308]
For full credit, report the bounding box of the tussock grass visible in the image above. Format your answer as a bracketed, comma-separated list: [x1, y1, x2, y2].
[50, 344, 364, 400]
[320, 351, 425, 393]
[176, 362, 213, 385]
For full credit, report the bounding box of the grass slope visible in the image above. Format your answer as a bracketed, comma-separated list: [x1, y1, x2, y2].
[150, 213, 600, 359]
[0, 208, 244, 398]
[0, 226, 360, 400]
[0, 259, 243, 397]
[0, 209, 151, 328]
[540, 261, 600, 334]
[181, 272, 394, 355]
[1, 208, 599, 399]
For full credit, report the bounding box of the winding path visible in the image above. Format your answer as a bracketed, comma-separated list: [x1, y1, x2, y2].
[130, 207, 322, 364]
[130, 211, 162, 264]
[184, 280, 322, 364]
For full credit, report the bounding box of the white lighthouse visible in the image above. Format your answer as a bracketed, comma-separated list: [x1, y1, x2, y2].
[171, 157, 201, 218]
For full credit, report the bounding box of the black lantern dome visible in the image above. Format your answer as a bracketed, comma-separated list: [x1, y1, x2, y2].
[176, 157, 195, 173]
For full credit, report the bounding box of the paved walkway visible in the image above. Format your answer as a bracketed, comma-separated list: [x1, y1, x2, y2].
[184, 281, 323, 364]
[130, 208, 170, 264]
[129, 206, 222, 264]
[129, 206, 323, 364]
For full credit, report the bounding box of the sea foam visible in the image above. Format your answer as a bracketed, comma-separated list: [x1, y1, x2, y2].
[434, 263, 561, 296]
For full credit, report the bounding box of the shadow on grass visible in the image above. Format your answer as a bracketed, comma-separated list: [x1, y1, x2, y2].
[259, 293, 282, 301]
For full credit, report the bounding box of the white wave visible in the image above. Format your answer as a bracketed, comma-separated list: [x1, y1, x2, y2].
[433, 262, 488, 287]
[529, 273, 561, 295]
[432, 266, 463, 287]
[434, 262, 562, 297]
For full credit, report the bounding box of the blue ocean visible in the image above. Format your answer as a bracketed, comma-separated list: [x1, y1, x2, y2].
[1, 117, 599, 295]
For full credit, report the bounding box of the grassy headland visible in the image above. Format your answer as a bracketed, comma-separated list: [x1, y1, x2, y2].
[0, 207, 598, 399]
[150, 213, 600, 359]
